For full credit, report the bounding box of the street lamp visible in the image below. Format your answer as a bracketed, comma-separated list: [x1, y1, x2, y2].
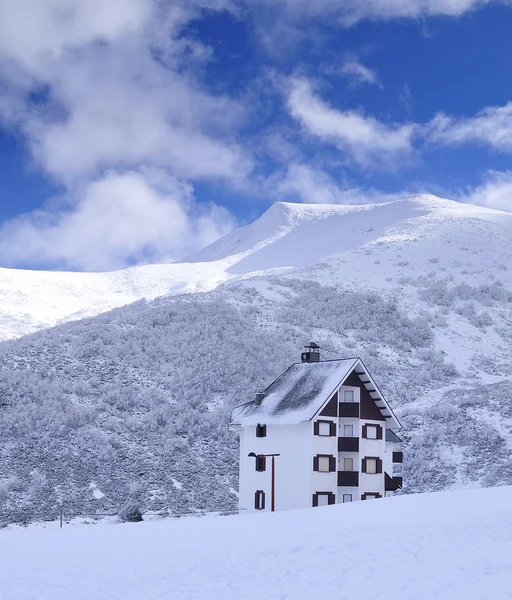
[248, 452, 280, 512]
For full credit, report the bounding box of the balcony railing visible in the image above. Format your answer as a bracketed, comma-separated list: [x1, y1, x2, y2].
[338, 403, 360, 418]
[338, 471, 359, 487]
[338, 437, 359, 452]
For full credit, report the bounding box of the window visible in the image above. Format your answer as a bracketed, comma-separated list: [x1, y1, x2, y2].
[255, 455, 266, 472]
[343, 494, 353, 503]
[343, 457, 354, 471]
[361, 493, 381, 500]
[314, 455, 336, 472]
[254, 490, 265, 510]
[319, 421, 331, 436]
[256, 424, 266, 438]
[362, 457, 382, 474]
[366, 425, 378, 439]
[318, 456, 331, 472]
[366, 458, 377, 473]
[312, 492, 335, 507]
[314, 420, 335, 436]
[343, 390, 355, 403]
[362, 424, 382, 439]
[343, 424, 354, 437]
[317, 493, 330, 507]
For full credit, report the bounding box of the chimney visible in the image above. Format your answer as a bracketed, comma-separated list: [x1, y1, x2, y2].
[301, 342, 321, 363]
[254, 391, 265, 405]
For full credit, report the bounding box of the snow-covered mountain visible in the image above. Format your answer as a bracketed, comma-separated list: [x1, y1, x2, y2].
[4, 194, 511, 341]
[2, 194, 512, 523]
[2, 486, 511, 600]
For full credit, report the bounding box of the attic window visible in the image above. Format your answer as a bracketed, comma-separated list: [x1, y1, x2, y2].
[256, 424, 266, 438]
[343, 390, 355, 403]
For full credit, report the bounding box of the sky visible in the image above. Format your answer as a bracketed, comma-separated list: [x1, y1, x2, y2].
[1, 0, 512, 271]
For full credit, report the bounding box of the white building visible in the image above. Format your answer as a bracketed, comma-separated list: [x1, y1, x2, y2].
[230, 343, 403, 512]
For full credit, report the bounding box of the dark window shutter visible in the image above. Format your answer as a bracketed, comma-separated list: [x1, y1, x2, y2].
[377, 425, 383, 440]
[254, 491, 258, 509]
[362, 424, 367, 439]
[361, 458, 367, 473]
[312, 493, 318, 507]
[329, 456, 336, 472]
[262, 491, 265, 510]
[313, 421, 319, 435]
[329, 493, 335, 505]
[377, 458, 383, 474]
[313, 456, 319, 471]
[361, 494, 366, 501]
[329, 422, 336, 437]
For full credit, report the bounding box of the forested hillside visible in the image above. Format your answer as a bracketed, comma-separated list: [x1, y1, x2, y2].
[1, 196, 512, 524]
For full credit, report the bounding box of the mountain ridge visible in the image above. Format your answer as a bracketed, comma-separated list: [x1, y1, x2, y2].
[2, 194, 512, 342]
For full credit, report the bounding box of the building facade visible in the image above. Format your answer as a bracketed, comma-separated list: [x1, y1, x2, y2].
[230, 344, 403, 512]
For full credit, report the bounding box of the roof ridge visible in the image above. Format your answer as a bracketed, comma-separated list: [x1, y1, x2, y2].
[290, 356, 361, 365]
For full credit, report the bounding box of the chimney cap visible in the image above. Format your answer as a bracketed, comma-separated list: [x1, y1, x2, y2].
[304, 341, 321, 349]
[254, 391, 265, 405]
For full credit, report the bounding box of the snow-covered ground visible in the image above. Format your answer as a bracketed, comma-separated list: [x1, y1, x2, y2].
[1, 486, 511, 600]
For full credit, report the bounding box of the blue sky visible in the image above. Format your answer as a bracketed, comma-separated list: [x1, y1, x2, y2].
[1, 0, 512, 271]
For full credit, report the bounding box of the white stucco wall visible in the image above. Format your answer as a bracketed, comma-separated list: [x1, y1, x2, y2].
[238, 422, 314, 512]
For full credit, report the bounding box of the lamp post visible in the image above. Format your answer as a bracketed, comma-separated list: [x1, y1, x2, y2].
[248, 452, 280, 512]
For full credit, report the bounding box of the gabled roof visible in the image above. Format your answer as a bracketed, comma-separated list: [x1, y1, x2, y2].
[230, 357, 401, 428]
[385, 429, 403, 443]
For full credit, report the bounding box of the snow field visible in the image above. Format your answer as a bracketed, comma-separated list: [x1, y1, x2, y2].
[1, 486, 511, 600]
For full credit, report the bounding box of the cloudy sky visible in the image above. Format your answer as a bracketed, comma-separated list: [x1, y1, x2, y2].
[1, 0, 512, 270]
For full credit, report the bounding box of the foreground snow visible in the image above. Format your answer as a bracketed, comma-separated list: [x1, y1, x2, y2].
[1, 486, 511, 600]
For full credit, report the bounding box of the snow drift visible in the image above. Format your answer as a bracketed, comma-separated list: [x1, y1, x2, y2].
[1, 486, 511, 600]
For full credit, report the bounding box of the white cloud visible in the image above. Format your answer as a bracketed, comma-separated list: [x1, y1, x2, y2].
[462, 171, 512, 212]
[0, 0, 250, 184]
[275, 163, 403, 205]
[427, 103, 512, 151]
[339, 60, 382, 88]
[0, 170, 235, 270]
[287, 78, 416, 169]
[250, 0, 505, 24]
[0, 0, 247, 270]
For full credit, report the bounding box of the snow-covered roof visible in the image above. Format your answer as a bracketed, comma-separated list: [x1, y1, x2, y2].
[386, 429, 403, 443]
[230, 357, 400, 427]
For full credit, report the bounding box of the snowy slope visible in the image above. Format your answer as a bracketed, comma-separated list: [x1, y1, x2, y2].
[3, 194, 512, 341]
[2, 194, 512, 523]
[2, 486, 512, 600]
[0, 261, 229, 340]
